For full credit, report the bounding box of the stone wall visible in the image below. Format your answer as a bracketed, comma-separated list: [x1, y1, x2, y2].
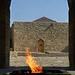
[11, 22, 68, 52]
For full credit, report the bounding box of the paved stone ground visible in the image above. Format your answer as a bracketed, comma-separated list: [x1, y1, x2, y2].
[1, 51, 74, 75]
[10, 51, 69, 67]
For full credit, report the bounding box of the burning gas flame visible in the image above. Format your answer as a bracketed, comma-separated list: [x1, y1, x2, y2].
[25, 47, 43, 73]
[14, 42, 16, 47]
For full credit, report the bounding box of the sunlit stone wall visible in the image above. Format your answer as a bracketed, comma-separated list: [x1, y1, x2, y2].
[11, 22, 68, 52]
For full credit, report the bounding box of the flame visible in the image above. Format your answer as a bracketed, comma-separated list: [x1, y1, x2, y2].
[25, 47, 43, 73]
[14, 42, 16, 47]
[25, 71, 29, 74]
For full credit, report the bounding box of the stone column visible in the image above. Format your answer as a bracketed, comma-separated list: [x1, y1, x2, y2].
[68, 0, 75, 69]
[0, 0, 11, 68]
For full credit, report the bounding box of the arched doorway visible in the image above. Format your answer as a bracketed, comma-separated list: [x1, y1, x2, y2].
[37, 39, 44, 52]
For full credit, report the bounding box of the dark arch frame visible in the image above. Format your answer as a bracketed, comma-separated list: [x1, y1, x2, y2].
[0, 0, 75, 70]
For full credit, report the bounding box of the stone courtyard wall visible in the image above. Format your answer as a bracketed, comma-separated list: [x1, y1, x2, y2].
[11, 22, 68, 52]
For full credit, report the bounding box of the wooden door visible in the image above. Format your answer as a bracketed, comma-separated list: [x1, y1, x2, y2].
[37, 39, 44, 52]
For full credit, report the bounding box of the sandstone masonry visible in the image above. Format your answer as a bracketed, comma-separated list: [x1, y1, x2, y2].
[11, 22, 68, 52]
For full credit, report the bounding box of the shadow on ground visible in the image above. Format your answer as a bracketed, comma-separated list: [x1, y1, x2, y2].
[0, 66, 70, 73]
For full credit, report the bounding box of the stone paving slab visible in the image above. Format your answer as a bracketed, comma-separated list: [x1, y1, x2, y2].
[0, 52, 70, 75]
[10, 56, 69, 67]
[10, 51, 69, 67]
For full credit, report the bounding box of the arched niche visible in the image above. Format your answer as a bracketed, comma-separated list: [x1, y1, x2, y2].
[37, 39, 44, 52]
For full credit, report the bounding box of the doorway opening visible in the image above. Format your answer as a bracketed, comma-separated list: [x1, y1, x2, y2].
[37, 39, 44, 52]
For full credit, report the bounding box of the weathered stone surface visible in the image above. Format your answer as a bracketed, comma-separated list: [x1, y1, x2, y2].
[10, 53, 69, 67]
[11, 22, 68, 52]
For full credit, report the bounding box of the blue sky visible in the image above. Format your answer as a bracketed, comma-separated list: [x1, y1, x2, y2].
[10, 0, 69, 25]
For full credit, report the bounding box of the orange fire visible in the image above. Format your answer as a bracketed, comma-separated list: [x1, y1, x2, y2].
[25, 47, 43, 73]
[14, 42, 16, 47]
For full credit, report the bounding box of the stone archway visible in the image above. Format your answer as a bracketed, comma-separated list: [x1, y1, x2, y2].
[0, 0, 75, 70]
[37, 39, 44, 52]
